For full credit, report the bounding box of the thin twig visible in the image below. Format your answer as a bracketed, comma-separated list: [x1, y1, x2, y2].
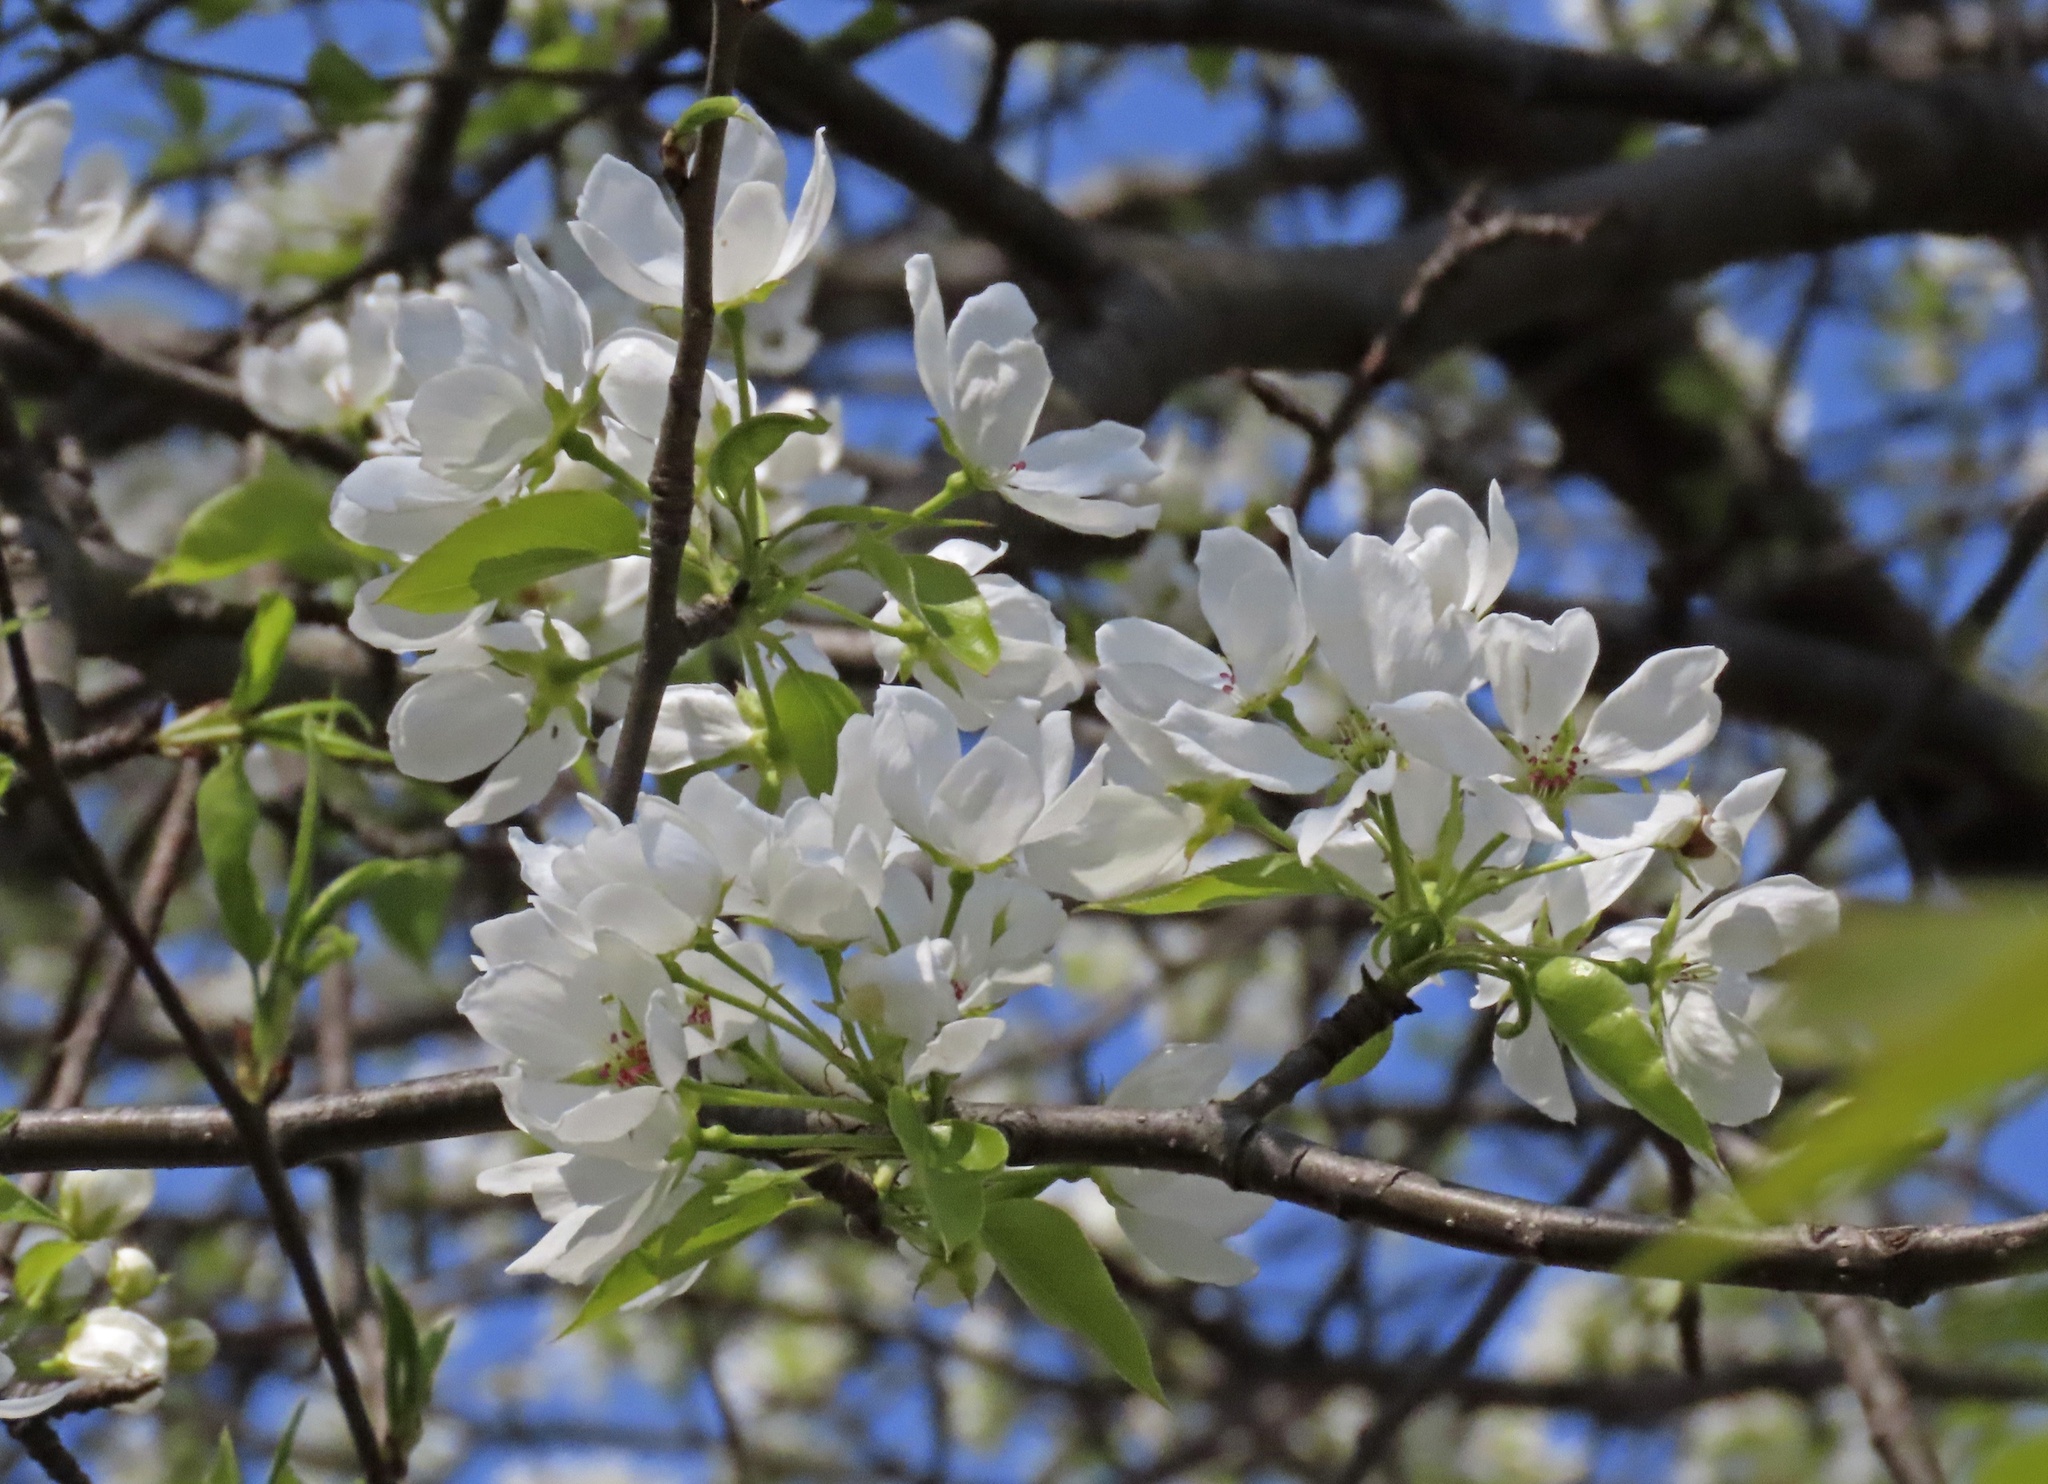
[603, 0, 752, 820]
[1228, 965, 1420, 1119]
[1805, 1296, 1949, 1484]
[1340, 1131, 1643, 1480]
[5, 1417, 94, 1484]
[0, 401, 392, 1484]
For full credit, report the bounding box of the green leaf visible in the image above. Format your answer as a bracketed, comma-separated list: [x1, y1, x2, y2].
[772, 668, 861, 796]
[935, 1120, 1010, 1172]
[368, 855, 461, 963]
[189, 0, 254, 28]
[1185, 45, 1234, 92]
[923, 1168, 985, 1254]
[1982, 1432, 2048, 1484]
[852, 535, 999, 677]
[305, 42, 391, 129]
[669, 94, 742, 141]
[147, 451, 350, 588]
[197, 750, 273, 968]
[707, 410, 830, 506]
[568, 1174, 794, 1332]
[0, 1175, 63, 1230]
[15, 1238, 85, 1308]
[1323, 1027, 1393, 1087]
[981, 1199, 1162, 1400]
[264, 1401, 306, 1484]
[373, 1266, 448, 1466]
[297, 857, 456, 955]
[230, 594, 297, 715]
[903, 553, 998, 674]
[1743, 892, 2048, 1222]
[159, 71, 208, 133]
[1532, 958, 1720, 1168]
[380, 490, 643, 614]
[203, 1428, 240, 1484]
[1093, 853, 1335, 916]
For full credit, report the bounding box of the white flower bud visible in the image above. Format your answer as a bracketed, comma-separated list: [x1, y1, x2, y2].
[105, 1247, 157, 1305]
[163, 1318, 218, 1374]
[58, 1170, 153, 1240]
[61, 1308, 168, 1400]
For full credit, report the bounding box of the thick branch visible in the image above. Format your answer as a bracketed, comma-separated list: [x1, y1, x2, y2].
[11, 1073, 2048, 1305]
[950, 0, 1779, 126]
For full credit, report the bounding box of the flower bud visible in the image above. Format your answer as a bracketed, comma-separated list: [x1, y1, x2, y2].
[61, 1308, 168, 1395]
[58, 1170, 153, 1240]
[105, 1247, 157, 1305]
[163, 1318, 218, 1374]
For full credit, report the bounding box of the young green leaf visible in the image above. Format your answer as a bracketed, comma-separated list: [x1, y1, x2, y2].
[922, 1168, 986, 1254]
[374, 1265, 450, 1469]
[707, 410, 830, 506]
[771, 668, 861, 796]
[147, 451, 350, 589]
[1091, 853, 1336, 916]
[196, 750, 273, 968]
[902, 553, 998, 675]
[981, 1198, 1162, 1400]
[305, 42, 391, 129]
[1531, 958, 1720, 1169]
[367, 855, 462, 963]
[265, 1401, 307, 1484]
[668, 94, 742, 142]
[230, 594, 297, 715]
[380, 490, 643, 614]
[15, 1238, 86, 1308]
[203, 1428, 241, 1484]
[1322, 1027, 1394, 1088]
[0, 1175, 64, 1230]
[567, 1174, 795, 1332]
[934, 1121, 1010, 1173]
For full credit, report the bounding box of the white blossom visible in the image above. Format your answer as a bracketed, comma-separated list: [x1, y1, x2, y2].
[571, 111, 834, 311]
[906, 253, 1161, 535]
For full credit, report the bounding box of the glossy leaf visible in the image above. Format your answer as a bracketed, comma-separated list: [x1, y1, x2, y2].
[147, 451, 349, 588]
[197, 750, 273, 968]
[772, 667, 861, 796]
[1093, 852, 1335, 916]
[306, 42, 391, 128]
[707, 410, 829, 506]
[1323, 1027, 1394, 1087]
[203, 1429, 240, 1484]
[381, 490, 642, 614]
[15, 1238, 85, 1308]
[230, 593, 297, 715]
[568, 1173, 794, 1332]
[0, 1175, 62, 1230]
[981, 1198, 1162, 1400]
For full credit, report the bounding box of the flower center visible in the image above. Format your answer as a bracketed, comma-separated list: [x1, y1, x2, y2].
[599, 1031, 655, 1087]
[1523, 737, 1583, 799]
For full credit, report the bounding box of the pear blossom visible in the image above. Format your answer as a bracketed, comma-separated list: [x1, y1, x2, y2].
[1267, 507, 1482, 741]
[906, 253, 1161, 535]
[1095, 526, 1334, 796]
[0, 1350, 73, 1419]
[479, 1152, 700, 1290]
[872, 540, 1083, 727]
[596, 683, 757, 776]
[59, 1309, 168, 1403]
[1016, 749, 1202, 902]
[0, 102, 155, 283]
[1099, 1045, 1271, 1284]
[58, 1169, 153, 1240]
[571, 111, 834, 311]
[870, 688, 1074, 870]
[459, 933, 701, 1157]
[239, 277, 401, 430]
[387, 614, 592, 827]
[506, 792, 727, 956]
[843, 942, 1008, 1079]
[594, 330, 738, 481]
[1392, 482, 1519, 618]
[1298, 758, 1551, 901]
[193, 121, 408, 299]
[756, 390, 868, 520]
[1485, 874, 1836, 1127]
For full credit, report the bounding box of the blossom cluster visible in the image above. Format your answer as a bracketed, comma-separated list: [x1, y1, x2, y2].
[0, 1170, 215, 1418]
[223, 101, 1845, 1324]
